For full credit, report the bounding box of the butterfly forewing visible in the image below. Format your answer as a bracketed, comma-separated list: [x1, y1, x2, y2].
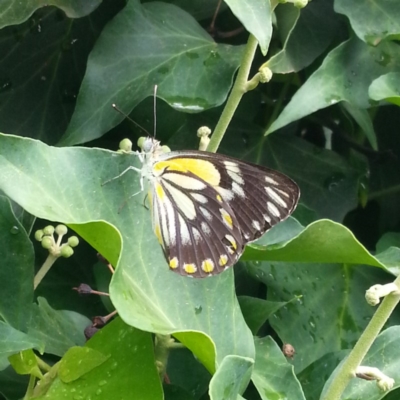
[148, 149, 300, 277]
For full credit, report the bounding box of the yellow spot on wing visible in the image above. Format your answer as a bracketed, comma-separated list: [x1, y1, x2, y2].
[216, 194, 222, 203]
[220, 209, 233, 228]
[154, 224, 162, 244]
[169, 257, 178, 269]
[184, 263, 197, 274]
[219, 255, 228, 266]
[201, 259, 214, 273]
[154, 158, 221, 186]
[155, 183, 165, 200]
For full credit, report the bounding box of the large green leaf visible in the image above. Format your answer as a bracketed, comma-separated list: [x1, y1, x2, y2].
[62, 0, 244, 145]
[268, 0, 340, 73]
[224, 0, 272, 55]
[0, 196, 34, 331]
[369, 72, 400, 106]
[0, 0, 101, 28]
[322, 326, 400, 399]
[246, 261, 397, 373]
[0, 133, 254, 375]
[33, 318, 163, 400]
[267, 37, 400, 135]
[335, 0, 400, 45]
[0, 4, 118, 144]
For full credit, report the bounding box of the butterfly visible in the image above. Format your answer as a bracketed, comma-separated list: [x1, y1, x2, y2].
[114, 137, 300, 278]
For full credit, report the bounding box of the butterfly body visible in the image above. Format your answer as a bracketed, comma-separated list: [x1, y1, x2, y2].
[134, 137, 300, 278]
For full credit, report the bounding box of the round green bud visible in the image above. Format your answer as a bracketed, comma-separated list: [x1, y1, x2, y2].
[259, 67, 273, 83]
[55, 224, 68, 236]
[294, 0, 308, 8]
[137, 137, 146, 150]
[119, 138, 133, 152]
[41, 237, 53, 250]
[34, 230, 44, 241]
[161, 145, 171, 153]
[61, 246, 74, 258]
[68, 236, 79, 247]
[43, 225, 55, 235]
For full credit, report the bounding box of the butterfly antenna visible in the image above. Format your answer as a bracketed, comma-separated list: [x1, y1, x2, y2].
[112, 104, 151, 137]
[153, 85, 158, 138]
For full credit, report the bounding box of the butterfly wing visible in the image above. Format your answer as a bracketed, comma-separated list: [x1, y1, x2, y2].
[150, 151, 300, 277]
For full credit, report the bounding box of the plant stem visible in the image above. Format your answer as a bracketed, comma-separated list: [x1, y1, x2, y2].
[322, 275, 400, 400]
[206, 34, 259, 153]
[23, 375, 36, 400]
[33, 254, 57, 290]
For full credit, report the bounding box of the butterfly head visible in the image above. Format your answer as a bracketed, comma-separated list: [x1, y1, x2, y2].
[138, 136, 171, 159]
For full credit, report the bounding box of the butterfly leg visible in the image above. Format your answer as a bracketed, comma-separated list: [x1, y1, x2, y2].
[101, 166, 142, 186]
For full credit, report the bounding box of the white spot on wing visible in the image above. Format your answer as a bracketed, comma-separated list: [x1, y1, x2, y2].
[192, 227, 202, 244]
[252, 220, 261, 230]
[275, 187, 291, 198]
[227, 169, 244, 185]
[263, 214, 272, 224]
[267, 201, 281, 218]
[201, 222, 211, 235]
[200, 206, 212, 221]
[178, 215, 191, 245]
[163, 181, 196, 220]
[265, 176, 279, 185]
[215, 186, 234, 201]
[163, 173, 207, 190]
[265, 187, 288, 208]
[192, 193, 208, 204]
[223, 160, 240, 173]
[232, 182, 245, 198]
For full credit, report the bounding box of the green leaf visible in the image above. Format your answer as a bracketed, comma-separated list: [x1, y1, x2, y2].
[0, 196, 34, 331]
[34, 318, 163, 400]
[376, 232, 400, 253]
[341, 102, 378, 150]
[0, 322, 43, 370]
[27, 298, 90, 357]
[0, 134, 254, 376]
[252, 337, 305, 400]
[209, 355, 253, 400]
[335, 0, 400, 45]
[369, 72, 400, 106]
[0, 5, 115, 144]
[58, 346, 109, 383]
[297, 350, 349, 400]
[268, 1, 340, 73]
[238, 296, 289, 335]
[224, 0, 272, 55]
[8, 349, 43, 379]
[267, 37, 400, 135]
[62, 0, 244, 145]
[246, 262, 396, 373]
[243, 220, 387, 271]
[167, 347, 210, 399]
[0, 0, 101, 28]
[322, 326, 400, 399]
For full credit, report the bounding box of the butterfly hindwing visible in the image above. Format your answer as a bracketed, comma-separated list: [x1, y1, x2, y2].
[148, 150, 299, 277]
[151, 167, 244, 277]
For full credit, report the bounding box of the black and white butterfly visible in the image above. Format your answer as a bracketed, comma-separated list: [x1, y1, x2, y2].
[112, 137, 300, 278]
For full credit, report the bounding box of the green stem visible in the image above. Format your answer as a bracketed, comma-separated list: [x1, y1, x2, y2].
[23, 374, 36, 400]
[35, 355, 51, 373]
[33, 254, 57, 290]
[206, 34, 259, 153]
[322, 275, 400, 400]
